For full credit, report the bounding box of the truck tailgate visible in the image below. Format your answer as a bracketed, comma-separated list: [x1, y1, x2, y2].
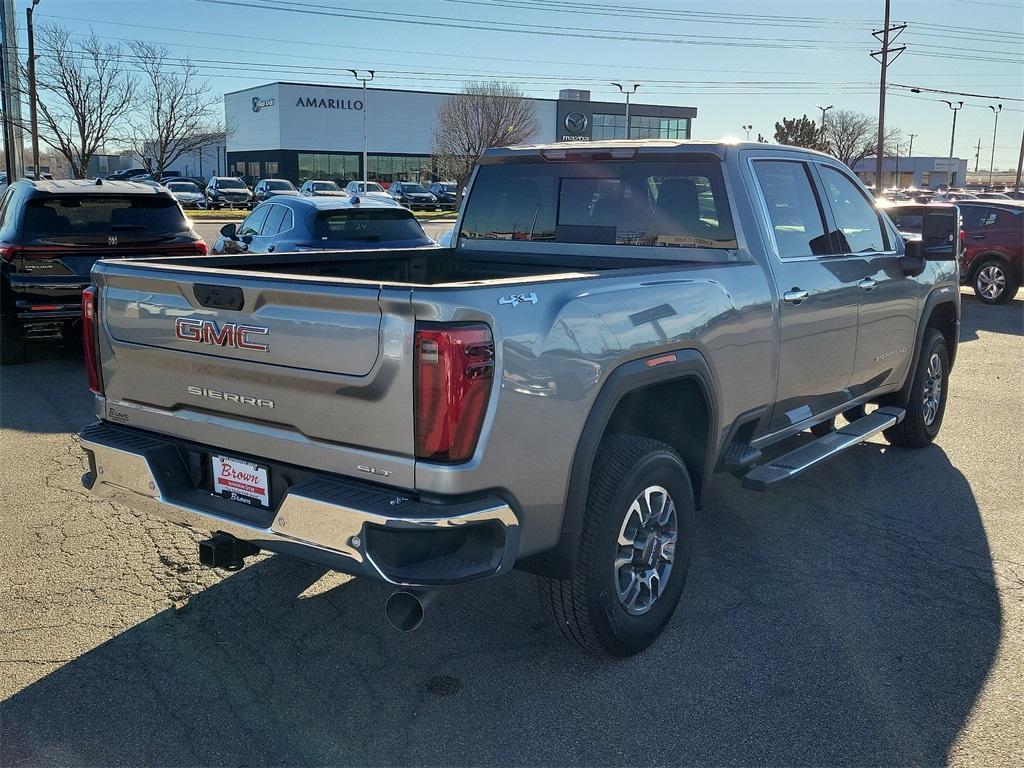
[93, 262, 416, 480]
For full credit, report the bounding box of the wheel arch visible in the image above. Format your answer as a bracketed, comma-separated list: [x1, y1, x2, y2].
[518, 349, 718, 578]
[968, 251, 1019, 283]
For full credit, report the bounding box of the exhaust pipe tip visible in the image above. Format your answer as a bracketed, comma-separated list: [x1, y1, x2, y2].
[384, 590, 429, 632]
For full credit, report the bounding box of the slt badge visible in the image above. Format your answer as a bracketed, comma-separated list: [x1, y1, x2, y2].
[498, 292, 538, 308]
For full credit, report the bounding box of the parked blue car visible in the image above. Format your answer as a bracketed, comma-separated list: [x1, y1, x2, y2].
[212, 195, 435, 254]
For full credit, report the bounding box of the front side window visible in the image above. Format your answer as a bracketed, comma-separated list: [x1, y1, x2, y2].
[752, 160, 831, 258]
[961, 206, 1001, 230]
[460, 159, 736, 250]
[818, 165, 888, 253]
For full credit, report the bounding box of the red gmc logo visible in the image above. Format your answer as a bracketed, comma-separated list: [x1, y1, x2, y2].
[174, 317, 269, 351]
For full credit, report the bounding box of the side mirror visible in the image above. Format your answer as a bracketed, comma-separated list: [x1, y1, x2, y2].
[241, 235, 254, 246]
[900, 240, 926, 277]
[919, 208, 958, 261]
[220, 222, 238, 239]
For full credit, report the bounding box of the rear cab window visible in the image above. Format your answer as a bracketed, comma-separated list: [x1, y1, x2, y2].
[458, 158, 737, 254]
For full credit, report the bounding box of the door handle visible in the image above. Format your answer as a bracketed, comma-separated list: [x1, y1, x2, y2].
[783, 289, 810, 304]
[972, 234, 986, 240]
[859, 278, 877, 291]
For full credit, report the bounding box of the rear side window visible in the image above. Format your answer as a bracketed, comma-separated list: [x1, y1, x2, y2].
[752, 160, 831, 258]
[460, 160, 737, 250]
[313, 209, 427, 243]
[21, 195, 188, 239]
[961, 206, 1002, 229]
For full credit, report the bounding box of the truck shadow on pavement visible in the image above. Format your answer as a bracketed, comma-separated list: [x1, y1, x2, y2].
[1, 442, 1001, 766]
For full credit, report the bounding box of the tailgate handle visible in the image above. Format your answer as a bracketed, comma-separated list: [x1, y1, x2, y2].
[193, 284, 244, 311]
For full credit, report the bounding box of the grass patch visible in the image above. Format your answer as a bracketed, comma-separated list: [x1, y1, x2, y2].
[188, 209, 249, 220]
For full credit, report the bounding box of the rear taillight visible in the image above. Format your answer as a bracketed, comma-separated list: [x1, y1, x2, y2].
[0, 243, 18, 262]
[82, 286, 103, 396]
[414, 323, 494, 462]
[193, 238, 209, 255]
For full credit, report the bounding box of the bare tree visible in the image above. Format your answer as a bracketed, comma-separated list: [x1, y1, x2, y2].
[128, 42, 223, 175]
[824, 109, 902, 169]
[31, 25, 134, 177]
[432, 81, 539, 202]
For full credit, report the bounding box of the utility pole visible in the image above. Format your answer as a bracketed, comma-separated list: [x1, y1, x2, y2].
[742, 124, 752, 140]
[942, 100, 963, 187]
[988, 103, 1002, 187]
[611, 82, 640, 139]
[870, 1, 905, 192]
[1014, 123, 1023, 192]
[908, 132, 917, 158]
[26, 0, 40, 178]
[894, 143, 900, 187]
[348, 69, 374, 189]
[974, 138, 982, 173]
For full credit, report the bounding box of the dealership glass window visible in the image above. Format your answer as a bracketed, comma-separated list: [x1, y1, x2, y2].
[265, 162, 279, 177]
[367, 155, 432, 183]
[629, 116, 690, 140]
[298, 152, 360, 184]
[592, 113, 626, 140]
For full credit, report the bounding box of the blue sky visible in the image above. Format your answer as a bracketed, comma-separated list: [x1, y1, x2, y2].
[25, 0, 1024, 168]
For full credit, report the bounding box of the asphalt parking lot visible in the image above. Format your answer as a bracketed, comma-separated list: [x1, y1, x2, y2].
[1, 291, 1021, 767]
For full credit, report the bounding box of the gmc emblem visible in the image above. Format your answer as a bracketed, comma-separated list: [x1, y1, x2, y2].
[174, 317, 269, 351]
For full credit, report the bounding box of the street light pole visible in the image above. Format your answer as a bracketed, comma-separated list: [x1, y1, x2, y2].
[742, 124, 752, 140]
[815, 104, 832, 146]
[348, 69, 374, 189]
[988, 103, 1002, 187]
[611, 82, 639, 139]
[26, 0, 41, 179]
[942, 100, 963, 187]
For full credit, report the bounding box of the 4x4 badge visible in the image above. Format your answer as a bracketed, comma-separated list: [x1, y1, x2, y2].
[498, 292, 538, 308]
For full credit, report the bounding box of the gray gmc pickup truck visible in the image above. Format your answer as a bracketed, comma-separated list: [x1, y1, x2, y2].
[79, 141, 960, 657]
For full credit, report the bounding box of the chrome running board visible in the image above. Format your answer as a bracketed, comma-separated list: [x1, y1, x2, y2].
[743, 406, 905, 490]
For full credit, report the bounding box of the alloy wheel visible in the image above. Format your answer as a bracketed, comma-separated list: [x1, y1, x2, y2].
[977, 265, 1006, 300]
[614, 485, 678, 616]
[922, 352, 943, 426]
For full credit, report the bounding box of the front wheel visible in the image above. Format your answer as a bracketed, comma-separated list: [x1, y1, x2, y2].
[884, 328, 949, 448]
[539, 435, 694, 657]
[973, 258, 1019, 305]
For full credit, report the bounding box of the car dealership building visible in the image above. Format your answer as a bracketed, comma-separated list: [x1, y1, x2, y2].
[224, 82, 698, 186]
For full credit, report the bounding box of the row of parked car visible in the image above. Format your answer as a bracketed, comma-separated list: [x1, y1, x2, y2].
[0, 176, 443, 364]
[103, 167, 458, 211]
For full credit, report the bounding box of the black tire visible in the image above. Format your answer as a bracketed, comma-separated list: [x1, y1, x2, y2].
[884, 328, 949, 448]
[539, 435, 695, 657]
[1, 318, 27, 365]
[972, 257, 1019, 305]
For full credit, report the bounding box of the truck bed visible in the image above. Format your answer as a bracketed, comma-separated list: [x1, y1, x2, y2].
[134, 247, 681, 287]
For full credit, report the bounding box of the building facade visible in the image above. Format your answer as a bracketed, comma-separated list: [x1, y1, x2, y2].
[224, 83, 698, 186]
[853, 156, 969, 189]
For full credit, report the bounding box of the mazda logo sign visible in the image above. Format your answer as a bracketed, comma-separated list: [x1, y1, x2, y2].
[563, 112, 588, 133]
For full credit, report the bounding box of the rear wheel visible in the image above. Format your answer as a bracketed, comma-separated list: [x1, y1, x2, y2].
[1, 318, 27, 365]
[884, 328, 949, 448]
[973, 257, 1019, 305]
[539, 435, 694, 657]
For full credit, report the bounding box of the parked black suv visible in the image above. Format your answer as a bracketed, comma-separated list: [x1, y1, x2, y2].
[0, 179, 206, 364]
[204, 177, 254, 209]
[429, 182, 457, 210]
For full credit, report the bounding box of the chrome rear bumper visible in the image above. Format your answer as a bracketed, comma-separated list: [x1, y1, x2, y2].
[80, 422, 519, 587]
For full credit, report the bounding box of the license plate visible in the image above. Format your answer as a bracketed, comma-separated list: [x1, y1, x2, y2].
[211, 455, 270, 508]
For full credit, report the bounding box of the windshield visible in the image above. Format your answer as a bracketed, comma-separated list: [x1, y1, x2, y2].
[401, 183, 428, 194]
[460, 159, 737, 250]
[168, 182, 199, 193]
[354, 182, 384, 192]
[313, 181, 340, 191]
[23, 195, 190, 240]
[266, 180, 294, 190]
[313, 209, 428, 245]
[218, 179, 246, 189]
